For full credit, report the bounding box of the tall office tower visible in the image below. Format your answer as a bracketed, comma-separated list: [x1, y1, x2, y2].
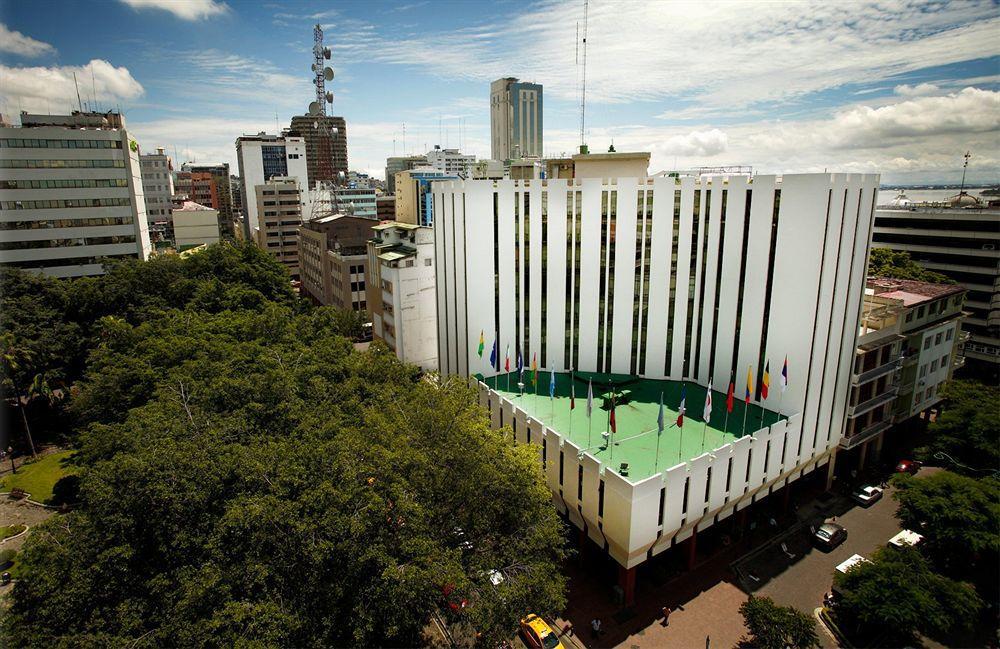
[254, 176, 304, 279]
[0, 111, 151, 278]
[433, 172, 878, 599]
[385, 155, 428, 195]
[490, 77, 543, 161]
[288, 115, 348, 188]
[178, 163, 234, 239]
[426, 146, 476, 176]
[235, 132, 309, 238]
[873, 199, 999, 376]
[139, 147, 174, 231]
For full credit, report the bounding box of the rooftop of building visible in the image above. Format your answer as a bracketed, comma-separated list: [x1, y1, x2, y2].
[867, 277, 965, 306]
[16, 110, 125, 130]
[372, 221, 422, 231]
[174, 201, 215, 212]
[482, 371, 783, 483]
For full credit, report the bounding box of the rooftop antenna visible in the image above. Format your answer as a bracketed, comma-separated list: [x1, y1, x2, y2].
[72, 72, 83, 112]
[960, 151, 971, 195]
[310, 23, 334, 117]
[402, 122, 406, 155]
[579, 0, 589, 154]
[91, 64, 98, 112]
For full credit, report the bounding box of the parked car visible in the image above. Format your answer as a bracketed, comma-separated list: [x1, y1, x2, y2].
[519, 614, 564, 649]
[814, 522, 848, 550]
[852, 485, 883, 506]
[895, 459, 922, 475]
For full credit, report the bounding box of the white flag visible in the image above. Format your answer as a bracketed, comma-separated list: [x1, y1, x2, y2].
[704, 382, 713, 423]
[586, 380, 593, 418]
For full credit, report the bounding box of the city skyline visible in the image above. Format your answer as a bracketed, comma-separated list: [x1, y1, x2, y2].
[1, 0, 998, 184]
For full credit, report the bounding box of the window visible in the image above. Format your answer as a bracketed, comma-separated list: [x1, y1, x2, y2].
[927, 385, 935, 398]
[946, 329, 953, 341]
[928, 301, 937, 315]
[941, 354, 949, 367]
[924, 338, 931, 350]
[915, 390, 923, 403]
[424, 258, 432, 266]
[905, 312, 914, 323]
[953, 295, 963, 306]
[919, 364, 927, 378]
[917, 306, 925, 318]
[930, 359, 938, 372]
[935, 333, 942, 345]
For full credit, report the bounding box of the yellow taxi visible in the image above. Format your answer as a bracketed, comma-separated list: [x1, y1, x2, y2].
[519, 614, 564, 649]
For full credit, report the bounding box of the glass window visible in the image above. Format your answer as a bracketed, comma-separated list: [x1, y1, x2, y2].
[928, 301, 937, 315]
[946, 329, 953, 341]
[917, 306, 925, 318]
[941, 354, 949, 367]
[905, 312, 914, 323]
[930, 360, 938, 372]
[923, 338, 931, 350]
[919, 364, 927, 378]
[935, 333, 942, 345]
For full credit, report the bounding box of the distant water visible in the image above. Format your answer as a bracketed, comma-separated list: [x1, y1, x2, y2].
[876, 188, 993, 205]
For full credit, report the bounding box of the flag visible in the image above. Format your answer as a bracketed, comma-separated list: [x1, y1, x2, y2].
[745, 366, 754, 403]
[761, 362, 770, 400]
[570, 379, 576, 410]
[586, 380, 593, 418]
[477, 330, 484, 358]
[531, 353, 538, 385]
[704, 382, 713, 423]
[657, 392, 664, 433]
[781, 356, 788, 393]
[489, 339, 498, 370]
[677, 384, 686, 427]
[549, 370, 555, 399]
[516, 347, 523, 378]
[504, 344, 510, 373]
[609, 393, 617, 434]
[726, 380, 734, 413]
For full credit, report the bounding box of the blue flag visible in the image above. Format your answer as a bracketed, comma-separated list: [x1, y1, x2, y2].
[489, 339, 498, 370]
[549, 370, 556, 399]
[657, 392, 664, 433]
[516, 347, 523, 376]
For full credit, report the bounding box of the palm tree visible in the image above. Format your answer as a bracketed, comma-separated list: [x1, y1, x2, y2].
[1, 333, 38, 458]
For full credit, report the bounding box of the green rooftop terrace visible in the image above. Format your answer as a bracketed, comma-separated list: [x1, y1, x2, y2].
[481, 371, 785, 482]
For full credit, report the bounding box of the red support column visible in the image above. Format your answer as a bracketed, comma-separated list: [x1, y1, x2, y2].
[687, 528, 698, 569]
[618, 565, 636, 607]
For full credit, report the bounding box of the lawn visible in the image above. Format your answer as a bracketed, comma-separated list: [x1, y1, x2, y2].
[0, 525, 26, 540]
[0, 450, 76, 504]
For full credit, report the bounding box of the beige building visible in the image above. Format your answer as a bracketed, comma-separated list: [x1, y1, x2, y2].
[254, 177, 303, 279]
[298, 213, 375, 311]
[546, 150, 651, 179]
[172, 201, 220, 251]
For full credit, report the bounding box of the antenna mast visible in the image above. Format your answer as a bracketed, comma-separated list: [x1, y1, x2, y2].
[311, 24, 333, 117]
[960, 151, 971, 195]
[579, 0, 588, 152]
[72, 72, 83, 112]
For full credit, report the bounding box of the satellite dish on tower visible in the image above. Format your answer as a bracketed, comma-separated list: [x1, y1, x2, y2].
[324, 67, 334, 81]
[325, 91, 333, 103]
[323, 47, 331, 59]
[308, 101, 322, 116]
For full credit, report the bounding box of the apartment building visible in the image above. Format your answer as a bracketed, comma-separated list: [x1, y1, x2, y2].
[177, 163, 235, 239]
[254, 177, 303, 279]
[172, 200, 221, 251]
[298, 213, 374, 310]
[139, 147, 174, 227]
[384, 155, 427, 195]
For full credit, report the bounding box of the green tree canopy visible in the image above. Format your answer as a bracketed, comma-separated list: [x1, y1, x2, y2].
[867, 248, 954, 284]
[834, 545, 982, 646]
[916, 380, 1000, 476]
[738, 596, 819, 649]
[3, 304, 567, 647]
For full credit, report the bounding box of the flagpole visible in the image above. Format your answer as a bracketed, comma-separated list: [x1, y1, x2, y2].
[741, 401, 748, 437]
[569, 372, 573, 439]
[775, 390, 784, 426]
[607, 382, 613, 463]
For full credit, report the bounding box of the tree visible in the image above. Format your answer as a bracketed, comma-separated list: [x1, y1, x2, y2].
[867, 248, 954, 284]
[738, 596, 819, 649]
[1, 334, 39, 457]
[834, 545, 982, 646]
[916, 380, 1000, 476]
[893, 471, 1000, 584]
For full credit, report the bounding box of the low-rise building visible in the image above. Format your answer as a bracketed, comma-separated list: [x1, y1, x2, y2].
[254, 176, 303, 279]
[367, 222, 437, 370]
[177, 163, 235, 239]
[172, 201, 221, 251]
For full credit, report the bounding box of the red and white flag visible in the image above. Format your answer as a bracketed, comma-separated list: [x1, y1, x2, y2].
[704, 382, 713, 423]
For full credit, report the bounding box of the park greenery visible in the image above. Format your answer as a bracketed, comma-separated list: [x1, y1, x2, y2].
[738, 596, 819, 649]
[0, 244, 567, 647]
[915, 379, 1000, 476]
[0, 450, 78, 504]
[866, 248, 954, 284]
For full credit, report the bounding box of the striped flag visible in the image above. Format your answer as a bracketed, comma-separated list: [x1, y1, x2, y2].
[586, 380, 593, 418]
[477, 330, 484, 358]
[761, 362, 770, 400]
[726, 379, 734, 413]
[704, 382, 713, 423]
[745, 366, 754, 403]
[677, 384, 686, 427]
[657, 392, 664, 433]
[781, 356, 789, 393]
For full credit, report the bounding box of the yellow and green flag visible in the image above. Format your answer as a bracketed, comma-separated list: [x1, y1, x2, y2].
[477, 330, 484, 357]
[531, 352, 538, 385]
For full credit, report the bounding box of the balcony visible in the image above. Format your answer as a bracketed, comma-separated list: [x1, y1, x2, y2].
[852, 357, 902, 385]
[848, 386, 899, 418]
[839, 418, 894, 450]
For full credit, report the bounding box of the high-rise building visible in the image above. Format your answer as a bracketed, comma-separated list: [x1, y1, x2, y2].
[298, 213, 374, 310]
[366, 222, 437, 370]
[426, 146, 475, 176]
[254, 176, 303, 279]
[872, 200, 999, 375]
[288, 115, 348, 188]
[384, 155, 427, 195]
[178, 163, 234, 239]
[0, 111, 151, 278]
[490, 77, 543, 161]
[235, 133, 309, 238]
[432, 172, 878, 599]
[139, 147, 174, 228]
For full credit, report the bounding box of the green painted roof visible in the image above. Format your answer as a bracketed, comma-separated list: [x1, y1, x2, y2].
[483, 371, 784, 482]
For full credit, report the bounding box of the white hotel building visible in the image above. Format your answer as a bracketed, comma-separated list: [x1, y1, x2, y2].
[432, 171, 879, 595]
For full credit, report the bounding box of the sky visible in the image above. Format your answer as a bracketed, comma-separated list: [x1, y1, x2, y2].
[1, 0, 998, 185]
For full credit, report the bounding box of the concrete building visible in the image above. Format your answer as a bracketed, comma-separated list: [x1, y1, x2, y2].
[178, 163, 234, 239]
[254, 176, 303, 279]
[331, 186, 377, 218]
[298, 213, 374, 310]
[433, 172, 879, 597]
[547, 151, 652, 180]
[376, 195, 396, 221]
[491, 77, 543, 161]
[172, 200, 221, 251]
[472, 159, 505, 180]
[873, 201, 999, 375]
[367, 222, 437, 370]
[395, 168, 455, 226]
[385, 155, 427, 195]
[288, 114, 348, 188]
[0, 111, 151, 278]
[426, 145, 475, 176]
[236, 132, 309, 238]
[139, 147, 174, 227]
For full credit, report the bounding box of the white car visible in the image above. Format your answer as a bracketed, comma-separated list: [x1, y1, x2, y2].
[852, 485, 883, 506]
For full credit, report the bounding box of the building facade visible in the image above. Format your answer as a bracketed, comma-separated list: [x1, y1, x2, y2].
[254, 177, 303, 279]
[872, 203, 999, 374]
[298, 213, 374, 310]
[236, 133, 309, 238]
[490, 77, 543, 161]
[384, 155, 427, 195]
[139, 147, 174, 227]
[426, 145, 475, 176]
[395, 168, 454, 226]
[179, 163, 234, 239]
[376, 195, 396, 221]
[288, 115, 348, 188]
[0, 111, 151, 278]
[367, 222, 437, 370]
[172, 201, 221, 251]
[434, 173, 879, 575]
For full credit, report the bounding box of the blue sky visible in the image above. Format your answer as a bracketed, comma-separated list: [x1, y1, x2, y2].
[1, 0, 998, 184]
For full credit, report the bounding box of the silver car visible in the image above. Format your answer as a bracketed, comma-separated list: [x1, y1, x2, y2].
[814, 522, 848, 550]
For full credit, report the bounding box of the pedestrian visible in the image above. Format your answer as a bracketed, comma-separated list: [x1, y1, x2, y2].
[661, 606, 672, 626]
[591, 618, 601, 638]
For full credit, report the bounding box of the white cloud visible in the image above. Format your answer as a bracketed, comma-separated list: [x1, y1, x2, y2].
[128, 116, 276, 167]
[894, 82, 941, 96]
[661, 129, 728, 156]
[0, 59, 144, 115]
[0, 23, 56, 57]
[118, 0, 228, 21]
[166, 50, 310, 109]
